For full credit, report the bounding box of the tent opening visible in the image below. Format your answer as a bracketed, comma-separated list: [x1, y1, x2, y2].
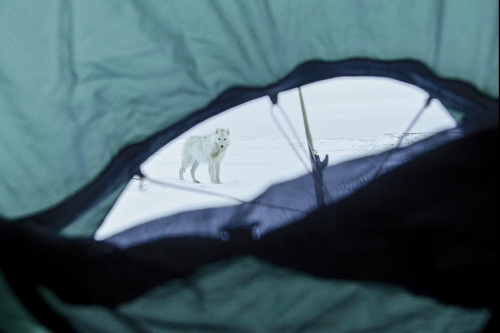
[95, 76, 456, 240]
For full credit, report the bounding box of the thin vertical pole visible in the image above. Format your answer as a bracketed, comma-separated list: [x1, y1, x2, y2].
[299, 87, 315, 157]
[298, 87, 325, 207]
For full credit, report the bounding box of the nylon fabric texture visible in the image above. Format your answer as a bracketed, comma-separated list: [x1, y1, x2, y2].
[0, 1, 498, 332]
[40, 257, 490, 333]
[0, 0, 498, 222]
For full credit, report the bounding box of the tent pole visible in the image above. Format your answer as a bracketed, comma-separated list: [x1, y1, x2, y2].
[298, 87, 328, 208]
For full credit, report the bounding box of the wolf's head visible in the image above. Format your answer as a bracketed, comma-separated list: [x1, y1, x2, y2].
[214, 128, 231, 150]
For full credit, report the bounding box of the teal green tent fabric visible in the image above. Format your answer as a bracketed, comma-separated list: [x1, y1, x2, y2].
[0, 271, 50, 333]
[0, 1, 498, 332]
[0, 0, 498, 224]
[40, 257, 490, 333]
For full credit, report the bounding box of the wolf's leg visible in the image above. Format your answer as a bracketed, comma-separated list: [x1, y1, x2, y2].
[191, 160, 200, 183]
[179, 155, 193, 181]
[208, 162, 217, 183]
[215, 162, 222, 184]
[179, 166, 185, 180]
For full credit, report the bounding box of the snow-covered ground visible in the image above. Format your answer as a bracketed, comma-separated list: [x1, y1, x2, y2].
[95, 77, 456, 239]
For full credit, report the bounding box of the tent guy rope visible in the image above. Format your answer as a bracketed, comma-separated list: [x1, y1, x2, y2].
[372, 95, 433, 179]
[134, 174, 310, 215]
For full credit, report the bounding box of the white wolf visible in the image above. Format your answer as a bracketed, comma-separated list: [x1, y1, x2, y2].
[179, 128, 231, 184]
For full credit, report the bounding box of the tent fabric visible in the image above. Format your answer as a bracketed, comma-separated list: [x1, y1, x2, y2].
[3, 128, 467, 307]
[0, 128, 497, 332]
[0, 1, 499, 332]
[0, 0, 498, 225]
[40, 258, 490, 333]
[0, 271, 50, 333]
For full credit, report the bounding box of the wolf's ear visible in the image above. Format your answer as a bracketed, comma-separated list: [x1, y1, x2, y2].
[226, 129, 230, 135]
[216, 128, 220, 134]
